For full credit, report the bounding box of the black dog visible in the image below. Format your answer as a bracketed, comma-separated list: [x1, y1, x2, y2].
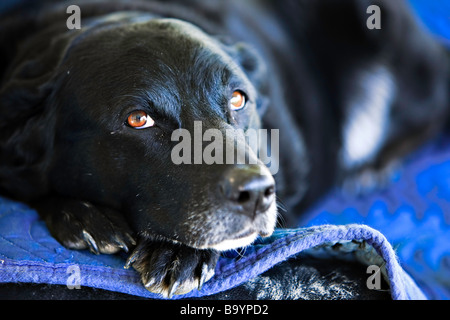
[0, 0, 448, 297]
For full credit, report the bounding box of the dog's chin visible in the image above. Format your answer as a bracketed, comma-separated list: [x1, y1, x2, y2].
[204, 230, 259, 251]
[191, 202, 277, 251]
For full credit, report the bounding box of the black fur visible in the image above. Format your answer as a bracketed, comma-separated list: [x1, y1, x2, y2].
[0, 0, 448, 297]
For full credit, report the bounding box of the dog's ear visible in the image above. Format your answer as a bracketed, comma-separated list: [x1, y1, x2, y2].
[0, 76, 57, 200]
[0, 30, 70, 200]
[231, 42, 267, 90]
[233, 42, 269, 115]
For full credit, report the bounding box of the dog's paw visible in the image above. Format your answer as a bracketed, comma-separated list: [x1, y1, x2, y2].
[37, 198, 136, 254]
[125, 237, 219, 298]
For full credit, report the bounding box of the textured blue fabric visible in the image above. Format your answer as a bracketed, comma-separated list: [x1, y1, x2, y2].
[0, 0, 448, 300]
[0, 204, 426, 300]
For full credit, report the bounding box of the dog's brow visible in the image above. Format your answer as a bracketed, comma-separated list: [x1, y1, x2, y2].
[116, 89, 181, 123]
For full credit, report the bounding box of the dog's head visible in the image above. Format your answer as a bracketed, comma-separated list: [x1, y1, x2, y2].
[0, 16, 277, 250]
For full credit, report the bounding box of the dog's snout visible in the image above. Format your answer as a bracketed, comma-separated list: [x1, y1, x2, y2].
[220, 165, 275, 216]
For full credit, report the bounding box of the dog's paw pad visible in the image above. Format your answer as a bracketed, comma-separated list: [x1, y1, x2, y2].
[125, 237, 218, 298]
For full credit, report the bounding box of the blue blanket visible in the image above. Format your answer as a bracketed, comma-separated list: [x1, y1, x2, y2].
[0, 0, 449, 300]
[0, 206, 425, 299]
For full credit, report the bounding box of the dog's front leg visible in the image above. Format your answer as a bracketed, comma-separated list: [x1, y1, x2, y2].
[33, 196, 136, 254]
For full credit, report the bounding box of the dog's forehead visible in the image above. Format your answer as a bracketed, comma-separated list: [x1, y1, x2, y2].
[64, 17, 252, 124]
[138, 18, 247, 78]
[134, 19, 247, 120]
[147, 18, 218, 47]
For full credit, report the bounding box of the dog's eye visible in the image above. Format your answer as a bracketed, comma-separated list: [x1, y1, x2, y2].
[126, 110, 155, 129]
[230, 90, 246, 111]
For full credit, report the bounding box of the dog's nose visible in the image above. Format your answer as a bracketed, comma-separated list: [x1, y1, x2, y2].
[219, 165, 275, 216]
